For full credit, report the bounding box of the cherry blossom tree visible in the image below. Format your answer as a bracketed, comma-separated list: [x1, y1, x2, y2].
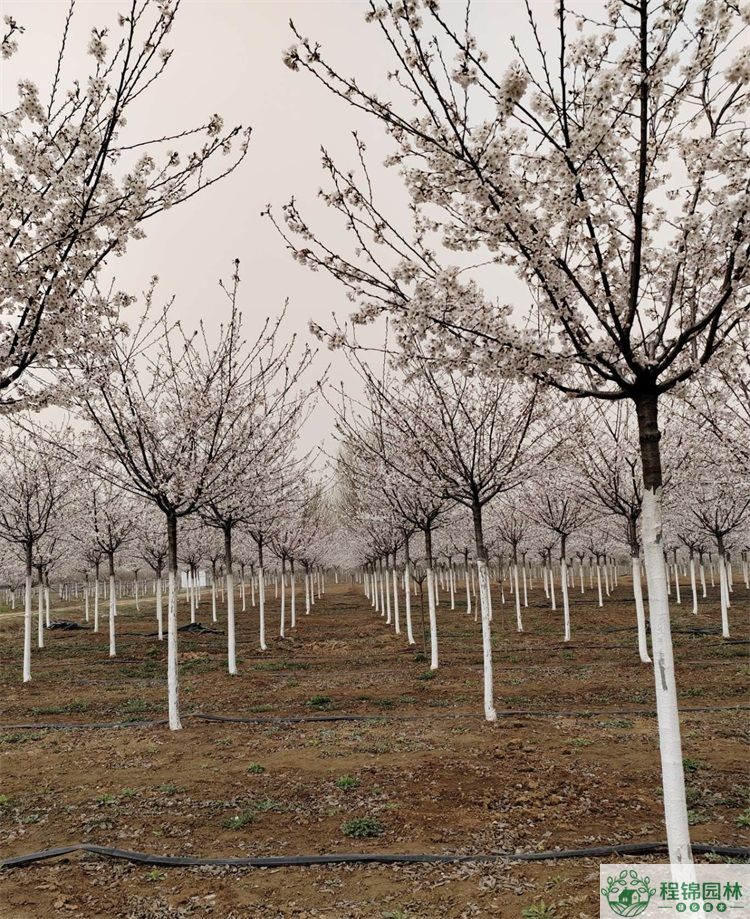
[135, 508, 169, 640]
[67, 269, 272, 730]
[0, 423, 68, 681]
[280, 0, 750, 862]
[0, 0, 249, 409]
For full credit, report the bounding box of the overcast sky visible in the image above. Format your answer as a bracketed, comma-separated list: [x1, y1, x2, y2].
[0, 0, 554, 457]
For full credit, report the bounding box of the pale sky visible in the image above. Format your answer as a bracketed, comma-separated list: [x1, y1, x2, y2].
[0, 0, 553, 456]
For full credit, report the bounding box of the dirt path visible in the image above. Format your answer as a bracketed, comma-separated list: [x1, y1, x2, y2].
[0, 579, 748, 918]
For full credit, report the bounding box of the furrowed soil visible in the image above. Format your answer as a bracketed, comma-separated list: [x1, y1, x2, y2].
[0, 577, 748, 918]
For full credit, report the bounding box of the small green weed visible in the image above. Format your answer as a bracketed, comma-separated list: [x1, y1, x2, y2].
[336, 775, 360, 791]
[342, 816, 384, 838]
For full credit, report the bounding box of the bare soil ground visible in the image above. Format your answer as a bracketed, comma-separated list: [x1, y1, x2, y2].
[0, 577, 748, 918]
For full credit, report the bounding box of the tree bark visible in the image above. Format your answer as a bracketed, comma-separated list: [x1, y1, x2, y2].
[636, 393, 692, 864]
[23, 541, 32, 683]
[471, 502, 497, 722]
[166, 511, 181, 731]
[224, 524, 237, 674]
[424, 524, 439, 671]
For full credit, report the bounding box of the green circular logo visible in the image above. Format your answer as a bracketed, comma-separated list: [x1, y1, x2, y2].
[602, 870, 656, 917]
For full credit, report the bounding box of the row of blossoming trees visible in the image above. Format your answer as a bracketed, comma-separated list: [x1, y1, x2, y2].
[0, 1, 328, 731]
[267, 0, 750, 866]
[0, 0, 748, 867]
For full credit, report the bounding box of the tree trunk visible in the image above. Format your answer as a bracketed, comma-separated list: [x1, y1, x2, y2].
[717, 537, 730, 638]
[631, 551, 650, 663]
[689, 552, 698, 615]
[559, 535, 570, 642]
[404, 536, 415, 645]
[257, 536, 267, 650]
[23, 541, 32, 683]
[463, 548, 472, 617]
[513, 558, 523, 632]
[108, 552, 116, 658]
[392, 552, 400, 634]
[225, 525, 237, 674]
[471, 502, 497, 723]
[424, 524, 439, 671]
[166, 511, 181, 731]
[636, 393, 692, 864]
[156, 569, 163, 641]
[290, 559, 297, 629]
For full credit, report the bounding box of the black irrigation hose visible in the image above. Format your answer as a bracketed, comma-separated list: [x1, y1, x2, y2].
[1, 704, 746, 731]
[1, 841, 748, 870]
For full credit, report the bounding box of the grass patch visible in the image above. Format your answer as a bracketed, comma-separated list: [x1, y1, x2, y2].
[342, 816, 384, 838]
[308, 695, 333, 710]
[222, 808, 255, 830]
[0, 732, 41, 745]
[336, 775, 360, 791]
[117, 697, 157, 716]
[522, 903, 557, 919]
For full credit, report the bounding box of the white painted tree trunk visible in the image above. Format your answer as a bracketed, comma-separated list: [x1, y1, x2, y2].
[258, 566, 267, 651]
[167, 569, 181, 730]
[464, 564, 472, 617]
[290, 571, 296, 628]
[37, 584, 44, 649]
[641, 486, 692, 864]
[632, 555, 650, 664]
[189, 571, 196, 624]
[156, 576, 163, 641]
[514, 564, 523, 632]
[280, 569, 286, 638]
[596, 563, 603, 607]
[211, 581, 217, 623]
[549, 563, 556, 610]
[404, 561, 415, 645]
[426, 566, 438, 670]
[561, 558, 571, 642]
[384, 565, 391, 625]
[109, 574, 116, 657]
[94, 578, 100, 632]
[392, 565, 400, 634]
[689, 556, 698, 615]
[23, 573, 32, 683]
[718, 552, 730, 639]
[227, 571, 237, 674]
[673, 563, 681, 605]
[476, 558, 497, 722]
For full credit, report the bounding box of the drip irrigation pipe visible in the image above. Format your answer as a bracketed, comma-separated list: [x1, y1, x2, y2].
[1, 704, 746, 731]
[1, 841, 748, 870]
